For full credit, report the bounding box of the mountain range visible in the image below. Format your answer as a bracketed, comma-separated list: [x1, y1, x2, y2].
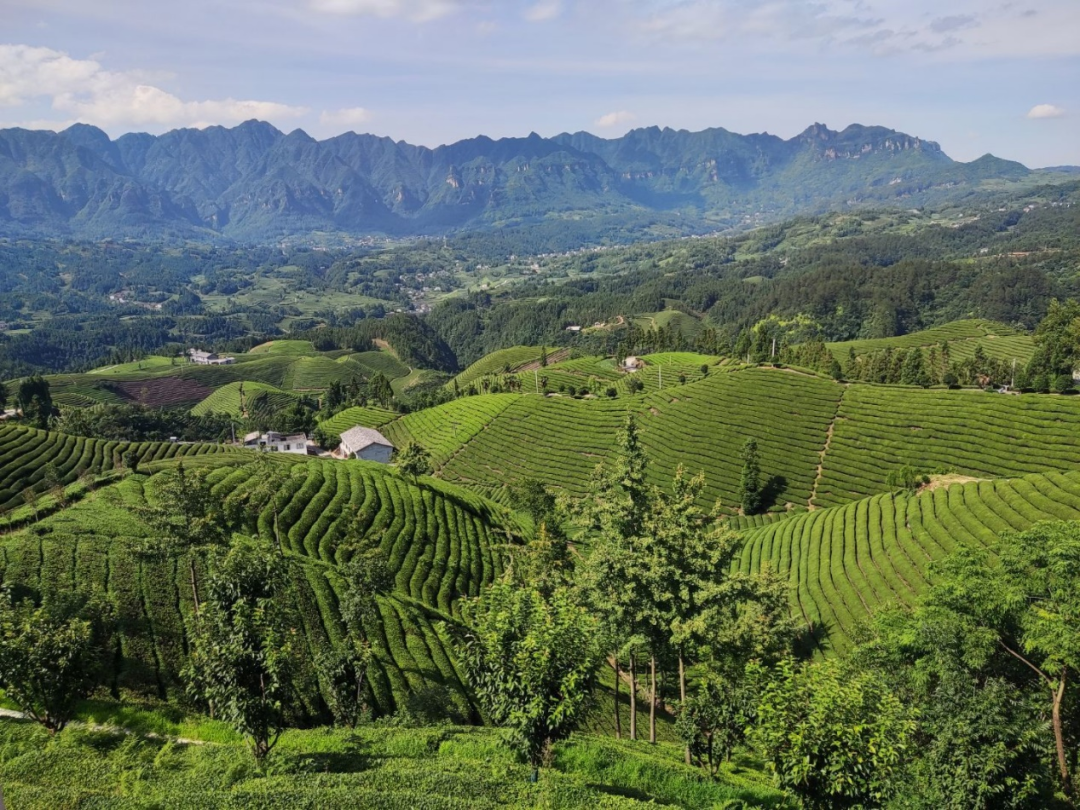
[0, 120, 1035, 243]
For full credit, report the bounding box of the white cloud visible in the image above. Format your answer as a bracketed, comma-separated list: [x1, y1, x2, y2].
[629, 0, 1080, 58]
[594, 110, 636, 128]
[320, 106, 373, 129]
[307, 0, 466, 21]
[0, 44, 307, 130]
[524, 1, 563, 23]
[1027, 103, 1065, 119]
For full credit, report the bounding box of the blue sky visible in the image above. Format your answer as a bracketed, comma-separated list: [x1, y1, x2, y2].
[2, 0, 1077, 166]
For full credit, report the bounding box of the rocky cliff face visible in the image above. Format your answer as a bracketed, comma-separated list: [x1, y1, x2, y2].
[0, 120, 1029, 242]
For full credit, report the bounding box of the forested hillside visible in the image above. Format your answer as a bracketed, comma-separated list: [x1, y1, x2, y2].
[0, 119, 1042, 242]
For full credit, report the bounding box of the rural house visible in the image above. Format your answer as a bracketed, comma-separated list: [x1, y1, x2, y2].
[339, 426, 395, 463]
[622, 356, 644, 372]
[243, 431, 313, 455]
[188, 348, 236, 365]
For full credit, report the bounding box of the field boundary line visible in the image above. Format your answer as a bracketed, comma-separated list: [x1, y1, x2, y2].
[809, 385, 846, 510]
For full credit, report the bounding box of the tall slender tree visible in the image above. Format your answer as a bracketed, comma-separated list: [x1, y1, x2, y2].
[569, 412, 652, 740]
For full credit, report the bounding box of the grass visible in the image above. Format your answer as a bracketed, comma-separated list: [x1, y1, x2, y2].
[0, 718, 787, 809]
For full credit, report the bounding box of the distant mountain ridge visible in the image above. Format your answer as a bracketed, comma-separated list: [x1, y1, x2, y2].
[0, 120, 1031, 242]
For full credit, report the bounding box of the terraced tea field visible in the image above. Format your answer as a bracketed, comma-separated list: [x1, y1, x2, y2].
[319, 405, 400, 435]
[381, 395, 519, 467]
[450, 346, 553, 390]
[435, 368, 840, 511]
[0, 457, 522, 718]
[815, 384, 1080, 507]
[0, 424, 238, 513]
[190, 381, 298, 417]
[826, 318, 1034, 365]
[739, 470, 1080, 653]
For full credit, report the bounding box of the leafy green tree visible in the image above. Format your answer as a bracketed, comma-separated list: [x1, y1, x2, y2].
[886, 464, 930, 491]
[646, 467, 795, 760]
[829, 356, 843, 381]
[854, 604, 1056, 809]
[1026, 298, 1080, 382]
[568, 413, 652, 740]
[924, 521, 1080, 800]
[137, 463, 231, 617]
[510, 478, 558, 527]
[396, 441, 432, 484]
[315, 640, 372, 729]
[0, 590, 114, 733]
[539, 347, 548, 367]
[901, 347, 930, 387]
[122, 449, 139, 474]
[16, 376, 54, 429]
[312, 424, 341, 451]
[183, 539, 293, 764]
[512, 523, 572, 600]
[751, 658, 915, 810]
[223, 457, 293, 553]
[368, 372, 395, 409]
[675, 666, 760, 776]
[457, 579, 601, 778]
[738, 438, 763, 515]
[0, 380, 7, 411]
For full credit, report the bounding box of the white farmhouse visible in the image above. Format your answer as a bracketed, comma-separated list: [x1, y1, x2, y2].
[188, 348, 236, 366]
[339, 426, 395, 463]
[243, 431, 312, 455]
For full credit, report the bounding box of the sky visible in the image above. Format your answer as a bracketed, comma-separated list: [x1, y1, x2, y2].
[1, 0, 1077, 167]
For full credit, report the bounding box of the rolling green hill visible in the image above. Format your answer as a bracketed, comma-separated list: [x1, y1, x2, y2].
[739, 470, 1080, 653]
[449, 346, 556, 391]
[0, 456, 524, 718]
[190, 381, 299, 418]
[826, 319, 1034, 365]
[0, 423, 238, 517]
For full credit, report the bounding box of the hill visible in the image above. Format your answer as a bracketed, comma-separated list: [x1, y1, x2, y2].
[0, 120, 1038, 243]
[827, 319, 1034, 365]
[0, 453, 524, 717]
[739, 469, 1080, 654]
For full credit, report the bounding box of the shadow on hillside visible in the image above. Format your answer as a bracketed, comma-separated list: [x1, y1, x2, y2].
[762, 475, 787, 510]
[793, 620, 833, 659]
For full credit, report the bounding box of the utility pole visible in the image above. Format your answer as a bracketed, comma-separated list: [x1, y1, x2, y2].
[659, 365, 663, 390]
[771, 337, 777, 359]
[1012, 358, 1017, 389]
[535, 369, 539, 394]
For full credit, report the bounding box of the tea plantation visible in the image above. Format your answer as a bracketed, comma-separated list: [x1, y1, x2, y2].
[739, 469, 1080, 652]
[0, 456, 523, 718]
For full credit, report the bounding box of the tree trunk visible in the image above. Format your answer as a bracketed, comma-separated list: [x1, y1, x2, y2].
[679, 652, 690, 764]
[189, 557, 200, 618]
[613, 656, 622, 740]
[1052, 669, 1073, 800]
[649, 654, 657, 745]
[629, 654, 637, 741]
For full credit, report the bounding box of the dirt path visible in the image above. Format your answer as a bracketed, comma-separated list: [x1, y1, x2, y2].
[808, 388, 846, 510]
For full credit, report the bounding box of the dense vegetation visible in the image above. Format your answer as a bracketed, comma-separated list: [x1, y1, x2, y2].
[3, 177, 1080, 807]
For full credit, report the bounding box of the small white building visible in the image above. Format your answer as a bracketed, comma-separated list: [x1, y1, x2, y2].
[622, 356, 644, 372]
[339, 426, 395, 463]
[188, 348, 235, 366]
[243, 431, 312, 455]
